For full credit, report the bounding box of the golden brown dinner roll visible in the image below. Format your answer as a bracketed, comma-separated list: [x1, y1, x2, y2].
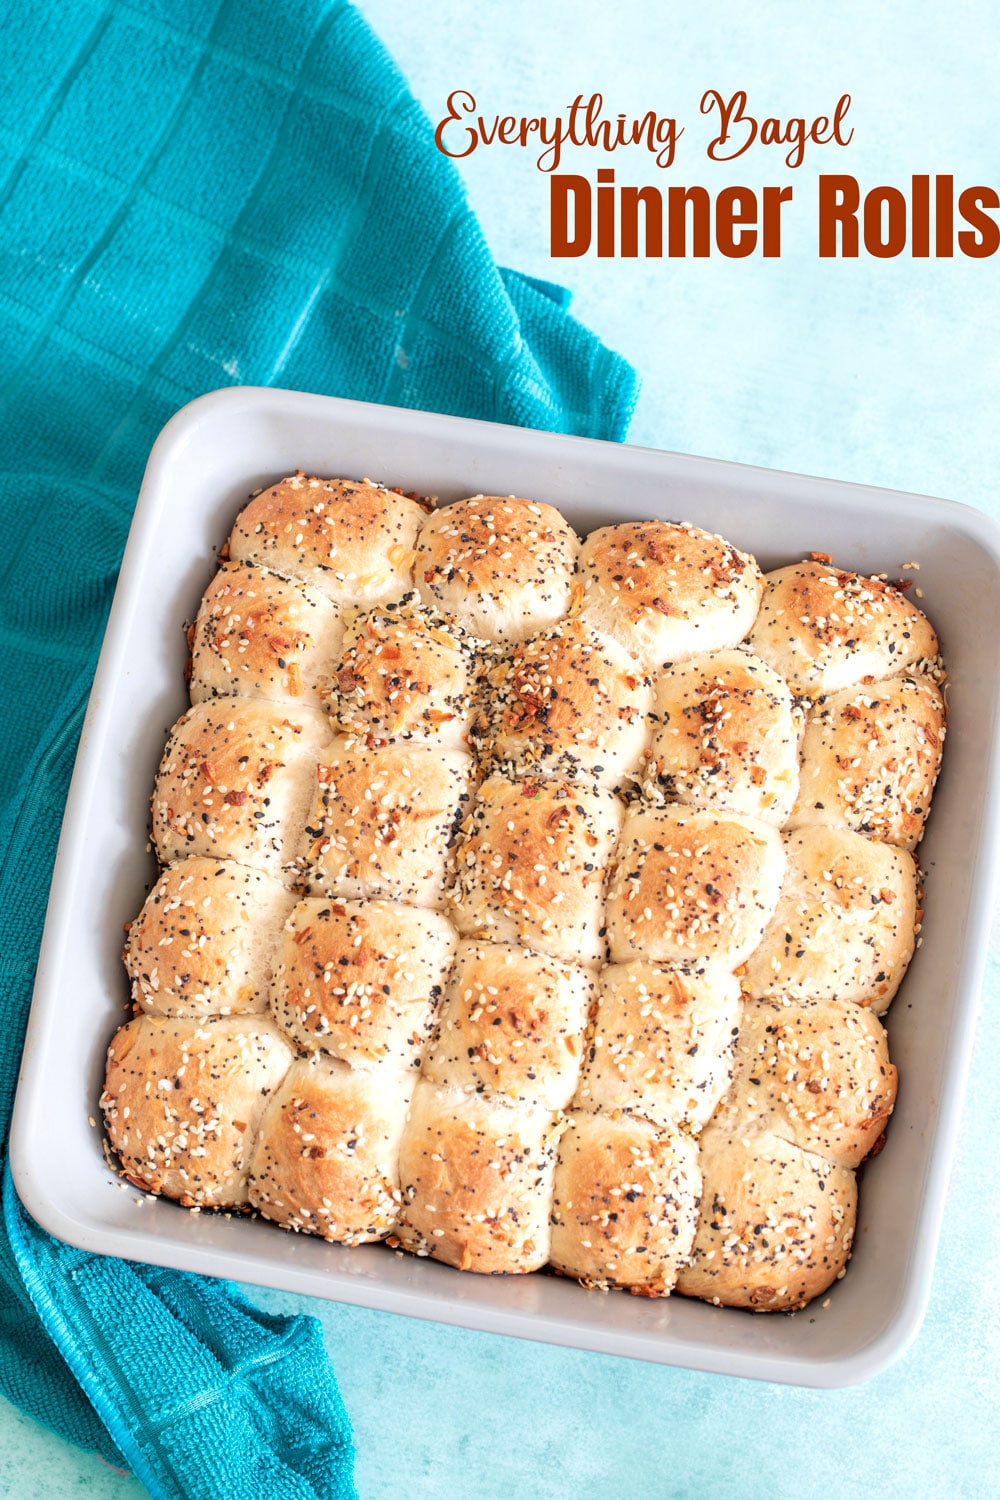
[414, 495, 580, 643]
[329, 595, 479, 750]
[747, 560, 942, 697]
[422, 940, 593, 1110]
[189, 562, 345, 708]
[548, 1111, 701, 1292]
[125, 858, 295, 1018]
[790, 675, 946, 850]
[644, 649, 801, 825]
[605, 805, 784, 969]
[451, 771, 624, 964]
[396, 1081, 559, 1273]
[293, 743, 475, 908]
[675, 1125, 857, 1310]
[576, 520, 762, 671]
[100, 1015, 294, 1207]
[480, 618, 653, 788]
[247, 1054, 414, 1244]
[151, 701, 336, 877]
[576, 961, 741, 1131]
[270, 897, 457, 1070]
[719, 995, 897, 1169]
[741, 825, 918, 1014]
[228, 473, 425, 606]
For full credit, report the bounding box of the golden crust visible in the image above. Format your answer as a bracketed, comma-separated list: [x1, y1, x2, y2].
[747, 561, 942, 697]
[247, 1055, 413, 1244]
[451, 772, 623, 964]
[645, 649, 801, 824]
[742, 826, 918, 1014]
[228, 474, 425, 606]
[790, 675, 946, 850]
[676, 1125, 857, 1311]
[293, 743, 475, 908]
[423, 940, 593, 1109]
[270, 898, 456, 1070]
[549, 1112, 701, 1291]
[151, 701, 334, 876]
[415, 495, 580, 643]
[125, 858, 295, 1018]
[719, 996, 897, 1169]
[577, 520, 763, 670]
[396, 1082, 558, 1273]
[577, 961, 741, 1131]
[605, 806, 785, 968]
[190, 562, 344, 708]
[481, 618, 653, 787]
[100, 1015, 294, 1207]
[329, 596, 478, 750]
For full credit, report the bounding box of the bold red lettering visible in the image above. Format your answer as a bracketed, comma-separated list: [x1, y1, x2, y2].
[818, 175, 860, 257]
[596, 169, 615, 258]
[911, 175, 930, 257]
[863, 186, 908, 258]
[935, 175, 954, 258]
[761, 185, 793, 256]
[550, 176, 591, 257]
[620, 186, 663, 257]
[715, 187, 759, 257]
[958, 186, 1000, 257]
[667, 186, 712, 257]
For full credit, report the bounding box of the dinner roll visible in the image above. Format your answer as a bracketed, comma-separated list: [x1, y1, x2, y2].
[605, 806, 784, 969]
[329, 595, 479, 750]
[189, 562, 344, 708]
[675, 1125, 857, 1311]
[747, 560, 942, 697]
[451, 772, 624, 964]
[100, 1015, 294, 1207]
[576, 520, 762, 670]
[790, 675, 946, 850]
[719, 996, 897, 1169]
[549, 1111, 701, 1292]
[293, 744, 475, 909]
[270, 898, 457, 1070]
[415, 495, 580, 643]
[576, 961, 741, 1131]
[125, 858, 295, 1018]
[644, 649, 801, 825]
[396, 1081, 559, 1273]
[422, 940, 593, 1110]
[741, 826, 918, 1014]
[481, 617, 653, 788]
[247, 1054, 414, 1244]
[228, 473, 425, 606]
[151, 701, 336, 877]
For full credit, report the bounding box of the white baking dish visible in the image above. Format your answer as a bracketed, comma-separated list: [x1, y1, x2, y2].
[11, 387, 1000, 1388]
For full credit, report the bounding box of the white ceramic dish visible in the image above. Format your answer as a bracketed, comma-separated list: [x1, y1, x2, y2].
[11, 387, 1000, 1387]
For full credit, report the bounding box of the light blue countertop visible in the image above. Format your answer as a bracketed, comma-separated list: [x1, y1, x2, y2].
[3, 4, 998, 1496]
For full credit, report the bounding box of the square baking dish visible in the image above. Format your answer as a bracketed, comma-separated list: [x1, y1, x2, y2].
[11, 386, 1000, 1387]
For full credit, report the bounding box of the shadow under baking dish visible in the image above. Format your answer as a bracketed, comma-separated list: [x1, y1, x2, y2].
[11, 387, 1000, 1387]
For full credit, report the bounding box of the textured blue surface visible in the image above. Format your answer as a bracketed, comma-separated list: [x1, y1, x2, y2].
[3, 2, 999, 1496]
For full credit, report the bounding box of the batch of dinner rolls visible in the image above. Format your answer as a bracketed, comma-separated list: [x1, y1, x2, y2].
[101, 474, 947, 1312]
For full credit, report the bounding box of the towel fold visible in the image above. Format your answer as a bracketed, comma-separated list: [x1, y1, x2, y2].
[0, 2, 639, 1495]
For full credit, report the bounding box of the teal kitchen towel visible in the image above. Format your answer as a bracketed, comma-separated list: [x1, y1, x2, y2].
[0, 1, 639, 1496]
